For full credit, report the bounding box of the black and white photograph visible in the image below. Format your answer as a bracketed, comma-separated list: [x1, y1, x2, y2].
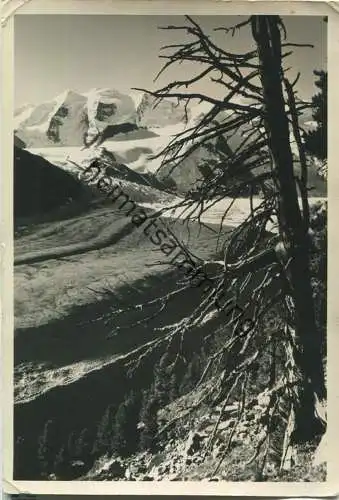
[7, 6, 330, 488]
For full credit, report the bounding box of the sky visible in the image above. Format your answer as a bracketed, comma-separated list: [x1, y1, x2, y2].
[14, 15, 327, 108]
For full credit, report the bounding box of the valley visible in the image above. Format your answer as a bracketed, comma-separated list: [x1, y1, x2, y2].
[12, 83, 327, 481]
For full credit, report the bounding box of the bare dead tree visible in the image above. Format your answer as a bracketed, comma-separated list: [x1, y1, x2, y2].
[107, 15, 326, 476]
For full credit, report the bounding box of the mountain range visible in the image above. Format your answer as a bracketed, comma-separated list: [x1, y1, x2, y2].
[14, 88, 189, 147]
[14, 87, 325, 199]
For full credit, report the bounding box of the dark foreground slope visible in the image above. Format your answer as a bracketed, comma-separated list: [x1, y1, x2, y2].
[14, 146, 87, 220]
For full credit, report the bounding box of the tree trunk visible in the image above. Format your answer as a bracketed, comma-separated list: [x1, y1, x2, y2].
[251, 16, 326, 451]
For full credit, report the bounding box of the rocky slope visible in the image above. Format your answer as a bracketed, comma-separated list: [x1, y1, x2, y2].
[85, 387, 326, 482]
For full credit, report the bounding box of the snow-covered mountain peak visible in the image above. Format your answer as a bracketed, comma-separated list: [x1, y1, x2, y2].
[14, 87, 197, 148]
[14, 103, 34, 116]
[57, 89, 83, 101]
[15, 88, 138, 148]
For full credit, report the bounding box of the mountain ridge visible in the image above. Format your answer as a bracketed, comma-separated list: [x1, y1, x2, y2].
[15, 88, 189, 148]
[14, 87, 326, 195]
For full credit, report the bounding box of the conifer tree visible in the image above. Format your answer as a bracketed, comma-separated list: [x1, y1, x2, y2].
[53, 445, 70, 478]
[179, 353, 201, 395]
[304, 70, 327, 159]
[37, 419, 58, 478]
[111, 401, 128, 457]
[169, 371, 178, 402]
[139, 387, 159, 453]
[74, 428, 93, 465]
[67, 430, 77, 461]
[154, 352, 171, 407]
[111, 391, 141, 457]
[109, 14, 327, 473]
[92, 404, 116, 457]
